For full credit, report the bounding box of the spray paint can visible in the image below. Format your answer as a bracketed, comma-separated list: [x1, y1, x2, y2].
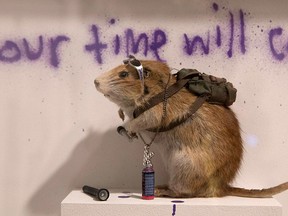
[142, 165, 155, 200]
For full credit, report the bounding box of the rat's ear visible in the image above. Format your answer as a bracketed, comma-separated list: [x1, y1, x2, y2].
[143, 67, 151, 78]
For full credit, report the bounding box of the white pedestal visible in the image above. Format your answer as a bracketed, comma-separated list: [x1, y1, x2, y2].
[61, 190, 282, 216]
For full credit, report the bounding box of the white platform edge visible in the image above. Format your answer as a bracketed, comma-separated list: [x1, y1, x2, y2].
[61, 190, 282, 216]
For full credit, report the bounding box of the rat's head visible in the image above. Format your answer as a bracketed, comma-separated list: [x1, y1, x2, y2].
[94, 57, 172, 109]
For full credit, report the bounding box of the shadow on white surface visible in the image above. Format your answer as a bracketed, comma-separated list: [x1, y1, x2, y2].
[27, 129, 167, 216]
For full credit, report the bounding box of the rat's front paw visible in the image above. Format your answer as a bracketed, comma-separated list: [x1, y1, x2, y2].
[127, 131, 138, 139]
[123, 123, 138, 139]
[117, 126, 138, 141]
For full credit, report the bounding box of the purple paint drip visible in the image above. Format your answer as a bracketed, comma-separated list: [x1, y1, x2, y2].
[109, 18, 116, 25]
[171, 200, 184, 203]
[212, 3, 219, 11]
[118, 195, 130, 198]
[172, 204, 176, 216]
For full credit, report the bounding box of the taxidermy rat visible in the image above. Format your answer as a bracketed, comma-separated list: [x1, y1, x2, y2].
[94, 58, 288, 198]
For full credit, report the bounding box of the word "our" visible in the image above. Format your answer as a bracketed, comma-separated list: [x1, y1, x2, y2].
[0, 35, 70, 68]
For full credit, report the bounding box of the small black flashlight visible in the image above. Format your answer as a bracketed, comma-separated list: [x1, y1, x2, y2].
[82, 185, 110, 201]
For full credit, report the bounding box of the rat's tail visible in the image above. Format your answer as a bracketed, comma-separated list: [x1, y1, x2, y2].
[226, 182, 288, 198]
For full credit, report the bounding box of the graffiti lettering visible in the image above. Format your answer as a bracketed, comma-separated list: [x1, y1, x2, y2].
[0, 35, 70, 67]
[227, 12, 234, 58]
[269, 27, 286, 61]
[125, 28, 167, 61]
[50, 35, 70, 68]
[149, 29, 167, 61]
[85, 24, 167, 64]
[85, 25, 108, 64]
[113, 35, 121, 55]
[0, 41, 21, 63]
[125, 29, 149, 56]
[239, 9, 246, 54]
[0, 2, 287, 69]
[23, 36, 43, 61]
[183, 4, 246, 58]
[184, 33, 210, 56]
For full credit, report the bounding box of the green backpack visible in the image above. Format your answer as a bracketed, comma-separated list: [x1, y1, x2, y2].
[176, 68, 237, 106]
[133, 68, 237, 132]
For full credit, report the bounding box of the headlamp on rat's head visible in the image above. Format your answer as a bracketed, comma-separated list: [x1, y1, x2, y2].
[123, 55, 144, 82]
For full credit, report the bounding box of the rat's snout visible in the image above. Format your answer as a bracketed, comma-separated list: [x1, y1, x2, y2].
[94, 79, 100, 88]
[94, 78, 106, 94]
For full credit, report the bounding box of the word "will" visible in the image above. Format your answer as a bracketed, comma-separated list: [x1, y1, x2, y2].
[184, 3, 246, 58]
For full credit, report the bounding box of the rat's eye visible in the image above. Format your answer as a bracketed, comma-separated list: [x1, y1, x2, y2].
[119, 71, 129, 78]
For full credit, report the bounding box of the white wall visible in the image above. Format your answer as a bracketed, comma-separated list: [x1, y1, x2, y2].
[0, 0, 288, 215]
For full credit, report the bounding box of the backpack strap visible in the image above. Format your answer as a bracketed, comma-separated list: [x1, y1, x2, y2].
[146, 94, 209, 132]
[133, 69, 201, 119]
[133, 78, 190, 119]
[132, 69, 211, 132]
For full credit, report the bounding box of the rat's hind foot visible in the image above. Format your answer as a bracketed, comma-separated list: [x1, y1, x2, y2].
[155, 186, 181, 197]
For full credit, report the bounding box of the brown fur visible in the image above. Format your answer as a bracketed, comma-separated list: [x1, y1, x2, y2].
[94, 60, 288, 198]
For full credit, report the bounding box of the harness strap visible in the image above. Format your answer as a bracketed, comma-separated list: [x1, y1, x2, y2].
[133, 70, 211, 132]
[133, 78, 190, 119]
[147, 95, 209, 132]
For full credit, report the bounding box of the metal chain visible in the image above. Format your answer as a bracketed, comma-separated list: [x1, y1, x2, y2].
[142, 144, 154, 167]
[140, 74, 171, 167]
